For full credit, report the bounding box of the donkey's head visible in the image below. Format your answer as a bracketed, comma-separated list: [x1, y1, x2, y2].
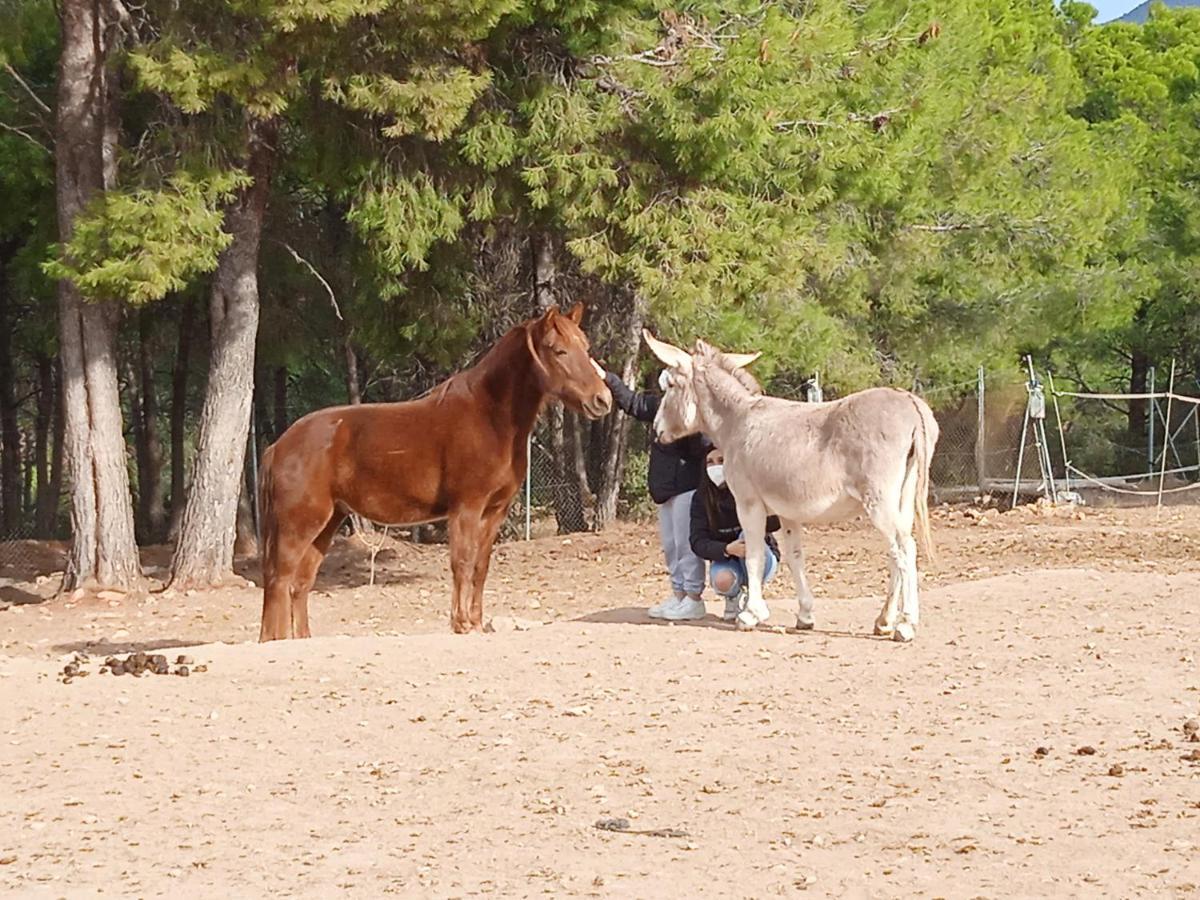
[643, 331, 761, 443]
[528, 303, 613, 419]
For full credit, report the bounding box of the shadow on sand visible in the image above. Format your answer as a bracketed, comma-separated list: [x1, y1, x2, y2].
[51, 636, 215, 657]
[573, 606, 884, 642]
[233, 549, 425, 594]
[0, 582, 47, 607]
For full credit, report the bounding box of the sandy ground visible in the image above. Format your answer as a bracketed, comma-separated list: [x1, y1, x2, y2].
[2, 504, 1200, 897]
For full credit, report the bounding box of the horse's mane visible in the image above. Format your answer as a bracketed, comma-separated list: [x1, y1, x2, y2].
[414, 323, 529, 405]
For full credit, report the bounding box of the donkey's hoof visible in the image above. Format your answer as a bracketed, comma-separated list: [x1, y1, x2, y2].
[735, 611, 760, 632]
[795, 619, 815, 632]
[874, 619, 895, 637]
[893, 622, 916, 643]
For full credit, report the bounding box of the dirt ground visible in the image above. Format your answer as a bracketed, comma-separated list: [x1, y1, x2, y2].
[2, 503, 1200, 897]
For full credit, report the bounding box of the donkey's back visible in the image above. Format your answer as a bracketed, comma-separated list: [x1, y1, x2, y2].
[736, 387, 936, 524]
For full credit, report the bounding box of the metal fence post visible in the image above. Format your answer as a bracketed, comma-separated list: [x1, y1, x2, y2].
[524, 432, 532, 541]
[975, 365, 986, 495]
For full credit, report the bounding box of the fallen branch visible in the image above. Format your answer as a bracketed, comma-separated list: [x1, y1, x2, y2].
[594, 818, 690, 838]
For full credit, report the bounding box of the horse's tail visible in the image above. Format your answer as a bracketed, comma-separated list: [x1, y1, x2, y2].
[909, 395, 939, 565]
[258, 443, 277, 581]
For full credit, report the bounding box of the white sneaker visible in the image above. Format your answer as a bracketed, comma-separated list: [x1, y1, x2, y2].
[648, 596, 685, 619]
[661, 598, 707, 621]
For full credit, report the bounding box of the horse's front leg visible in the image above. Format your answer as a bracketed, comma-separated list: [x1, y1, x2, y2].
[734, 497, 769, 631]
[448, 506, 486, 634]
[468, 503, 509, 630]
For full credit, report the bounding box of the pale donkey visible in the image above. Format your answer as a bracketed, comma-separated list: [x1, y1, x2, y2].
[643, 331, 938, 642]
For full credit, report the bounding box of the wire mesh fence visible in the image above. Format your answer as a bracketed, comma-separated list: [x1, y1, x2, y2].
[502, 422, 588, 541]
[916, 366, 1200, 508]
[0, 520, 42, 586]
[6, 363, 1198, 577]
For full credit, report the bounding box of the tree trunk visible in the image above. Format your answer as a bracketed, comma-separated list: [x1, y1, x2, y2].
[22, 429, 34, 517]
[235, 463, 257, 558]
[33, 354, 55, 535]
[0, 242, 21, 534]
[253, 369, 270, 448]
[136, 309, 167, 541]
[167, 295, 195, 541]
[345, 337, 361, 405]
[532, 232, 586, 533]
[169, 116, 275, 588]
[41, 361, 65, 537]
[125, 352, 147, 535]
[1128, 348, 1149, 471]
[54, 0, 141, 591]
[593, 290, 644, 529]
[272, 365, 287, 439]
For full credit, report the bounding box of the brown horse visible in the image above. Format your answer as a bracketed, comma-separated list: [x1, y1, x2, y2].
[256, 304, 612, 640]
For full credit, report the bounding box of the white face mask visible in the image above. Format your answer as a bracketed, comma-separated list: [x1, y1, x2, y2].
[707, 464, 725, 487]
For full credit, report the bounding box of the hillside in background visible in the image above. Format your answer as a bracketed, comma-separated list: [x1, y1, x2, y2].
[1118, 0, 1200, 22]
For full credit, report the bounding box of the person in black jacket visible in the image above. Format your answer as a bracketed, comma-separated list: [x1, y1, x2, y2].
[604, 368, 710, 620]
[690, 446, 782, 622]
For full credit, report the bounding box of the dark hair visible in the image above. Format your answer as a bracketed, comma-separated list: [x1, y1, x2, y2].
[700, 455, 726, 531]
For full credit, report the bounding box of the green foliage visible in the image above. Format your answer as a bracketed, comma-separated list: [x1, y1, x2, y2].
[44, 171, 251, 304]
[1052, 5, 1200, 380]
[326, 67, 492, 141]
[346, 172, 466, 283]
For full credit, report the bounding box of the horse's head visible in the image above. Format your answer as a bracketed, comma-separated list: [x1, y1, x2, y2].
[528, 303, 612, 419]
[642, 330, 761, 443]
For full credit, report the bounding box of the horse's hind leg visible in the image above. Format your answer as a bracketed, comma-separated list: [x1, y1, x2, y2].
[778, 520, 816, 631]
[260, 573, 294, 642]
[865, 495, 908, 641]
[260, 522, 327, 642]
[868, 483, 919, 643]
[290, 513, 344, 639]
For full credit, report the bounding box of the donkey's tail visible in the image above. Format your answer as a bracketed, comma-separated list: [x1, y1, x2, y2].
[258, 443, 277, 580]
[910, 395, 940, 565]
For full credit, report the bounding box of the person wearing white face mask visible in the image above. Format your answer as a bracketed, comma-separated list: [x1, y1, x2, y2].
[690, 446, 782, 622]
[601, 366, 710, 620]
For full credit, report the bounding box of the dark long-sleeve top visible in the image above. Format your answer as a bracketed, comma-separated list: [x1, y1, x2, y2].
[604, 372, 708, 504]
[689, 486, 781, 562]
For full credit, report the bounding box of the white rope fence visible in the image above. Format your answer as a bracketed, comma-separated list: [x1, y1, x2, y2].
[1043, 359, 1200, 511]
[1052, 390, 1200, 405]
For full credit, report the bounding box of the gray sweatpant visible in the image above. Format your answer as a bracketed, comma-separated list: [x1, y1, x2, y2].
[657, 490, 706, 596]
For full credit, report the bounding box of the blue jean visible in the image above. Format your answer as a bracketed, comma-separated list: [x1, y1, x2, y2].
[657, 491, 706, 595]
[710, 536, 779, 598]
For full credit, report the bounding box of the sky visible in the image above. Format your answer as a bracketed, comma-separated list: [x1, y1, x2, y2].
[1092, 0, 1137, 20]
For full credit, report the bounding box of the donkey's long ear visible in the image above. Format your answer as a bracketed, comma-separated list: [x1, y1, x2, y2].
[565, 302, 584, 324]
[723, 351, 762, 369]
[643, 330, 692, 371]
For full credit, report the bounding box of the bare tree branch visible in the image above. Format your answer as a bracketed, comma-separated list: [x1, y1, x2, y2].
[774, 119, 833, 131]
[775, 108, 903, 133]
[907, 222, 975, 233]
[0, 121, 50, 153]
[2, 63, 52, 118]
[277, 241, 342, 321]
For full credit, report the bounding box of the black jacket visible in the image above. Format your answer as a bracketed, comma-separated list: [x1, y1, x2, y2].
[604, 372, 708, 504]
[689, 486, 781, 561]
